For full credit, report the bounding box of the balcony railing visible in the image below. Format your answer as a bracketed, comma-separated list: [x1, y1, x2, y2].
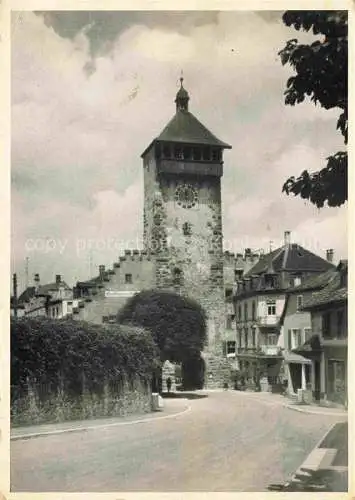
[237, 346, 281, 356]
[257, 315, 279, 327]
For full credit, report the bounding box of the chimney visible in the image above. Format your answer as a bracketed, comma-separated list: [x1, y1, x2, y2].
[34, 273, 40, 291]
[99, 265, 105, 280]
[284, 231, 291, 246]
[56, 274, 61, 285]
[326, 249, 334, 263]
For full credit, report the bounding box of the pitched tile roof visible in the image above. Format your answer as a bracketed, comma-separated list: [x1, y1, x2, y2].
[287, 268, 337, 293]
[302, 263, 348, 310]
[156, 110, 232, 148]
[17, 286, 36, 304]
[245, 244, 334, 277]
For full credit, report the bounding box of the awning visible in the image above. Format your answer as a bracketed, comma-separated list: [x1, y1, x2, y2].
[283, 351, 312, 365]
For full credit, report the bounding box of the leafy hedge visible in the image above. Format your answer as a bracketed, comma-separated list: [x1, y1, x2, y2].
[11, 317, 160, 424]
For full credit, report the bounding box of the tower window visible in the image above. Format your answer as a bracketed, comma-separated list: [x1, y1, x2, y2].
[202, 147, 211, 161]
[193, 147, 201, 161]
[174, 145, 183, 159]
[172, 268, 183, 287]
[182, 222, 192, 236]
[183, 146, 192, 160]
[212, 149, 219, 162]
[163, 144, 171, 158]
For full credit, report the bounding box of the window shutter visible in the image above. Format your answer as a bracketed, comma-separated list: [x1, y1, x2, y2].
[288, 329, 292, 350]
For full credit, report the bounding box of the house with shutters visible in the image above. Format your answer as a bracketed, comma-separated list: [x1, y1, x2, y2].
[280, 263, 336, 398]
[233, 231, 335, 392]
[293, 260, 348, 407]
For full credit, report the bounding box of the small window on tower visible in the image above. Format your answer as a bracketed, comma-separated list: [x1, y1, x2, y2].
[212, 149, 219, 162]
[193, 147, 201, 161]
[182, 222, 192, 236]
[202, 147, 211, 161]
[174, 145, 183, 159]
[172, 268, 183, 287]
[183, 146, 191, 160]
[163, 144, 171, 158]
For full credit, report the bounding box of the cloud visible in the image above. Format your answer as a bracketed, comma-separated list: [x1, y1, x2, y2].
[11, 11, 347, 290]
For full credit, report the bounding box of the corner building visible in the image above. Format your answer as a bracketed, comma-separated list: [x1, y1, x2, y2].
[141, 79, 232, 387]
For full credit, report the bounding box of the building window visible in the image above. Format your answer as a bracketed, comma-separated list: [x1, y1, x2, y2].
[244, 303, 248, 320]
[125, 274, 133, 284]
[267, 301, 276, 316]
[291, 329, 302, 349]
[238, 328, 242, 349]
[235, 269, 243, 281]
[267, 334, 277, 346]
[238, 305, 242, 321]
[322, 312, 331, 338]
[226, 341, 236, 356]
[304, 328, 312, 342]
[296, 295, 303, 311]
[225, 288, 233, 299]
[252, 301, 256, 320]
[244, 328, 248, 348]
[226, 314, 235, 330]
[251, 327, 256, 347]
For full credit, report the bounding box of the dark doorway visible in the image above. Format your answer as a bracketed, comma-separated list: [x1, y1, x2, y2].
[289, 364, 302, 392]
[314, 361, 321, 401]
[182, 356, 205, 390]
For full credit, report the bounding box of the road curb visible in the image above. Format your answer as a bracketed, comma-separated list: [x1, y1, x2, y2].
[283, 404, 347, 417]
[11, 400, 191, 441]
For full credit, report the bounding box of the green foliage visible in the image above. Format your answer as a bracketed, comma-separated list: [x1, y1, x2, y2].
[11, 317, 159, 393]
[117, 289, 207, 363]
[279, 11, 348, 208]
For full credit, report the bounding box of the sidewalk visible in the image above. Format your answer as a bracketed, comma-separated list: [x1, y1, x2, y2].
[222, 390, 348, 417]
[11, 397, 190, 441]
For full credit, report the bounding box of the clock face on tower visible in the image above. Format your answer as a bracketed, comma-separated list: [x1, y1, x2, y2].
[175, 183, 198, 209]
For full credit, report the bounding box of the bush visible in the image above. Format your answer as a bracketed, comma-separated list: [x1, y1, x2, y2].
[117, 289, 207, 363]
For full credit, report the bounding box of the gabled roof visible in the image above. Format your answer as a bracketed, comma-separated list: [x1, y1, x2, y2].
[302, 262, 348, 310]
[36, 281, 71, 297]
[156, 110, 232, 149]
[17, 286, 36, 304]
[245, 244, 334, 277]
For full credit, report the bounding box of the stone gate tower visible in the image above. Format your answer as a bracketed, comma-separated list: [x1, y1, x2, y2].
[141, 79, 232, 387]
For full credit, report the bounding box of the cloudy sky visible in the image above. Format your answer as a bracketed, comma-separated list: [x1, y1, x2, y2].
[11, 10, 347, 291]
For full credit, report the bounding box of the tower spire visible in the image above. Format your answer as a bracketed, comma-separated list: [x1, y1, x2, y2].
[175, 72, 189, 112]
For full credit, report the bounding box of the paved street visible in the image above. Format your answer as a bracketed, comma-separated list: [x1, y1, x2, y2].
[11, 391, 344, 492]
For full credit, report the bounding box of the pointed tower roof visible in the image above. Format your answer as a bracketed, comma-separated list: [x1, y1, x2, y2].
[141, 78, 231, 157]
